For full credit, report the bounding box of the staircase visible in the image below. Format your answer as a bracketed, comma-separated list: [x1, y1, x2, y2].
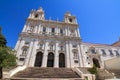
[78, 67, 90, 74]
[97, 69, 114, 80]
[108, 69, 120, 78]
[11, 67, 82, 80]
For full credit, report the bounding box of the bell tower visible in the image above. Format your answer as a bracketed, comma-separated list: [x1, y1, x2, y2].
[64, 12, 77, 24]
[29, 7, 45, 20]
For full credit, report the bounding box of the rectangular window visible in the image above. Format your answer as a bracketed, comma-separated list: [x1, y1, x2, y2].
[19, 58, 25, 61]
[114, 50, 119, 56]
[73, 52, 78, 59]
[74, 60, 78, 63]
[30, 26, 34, 32]
[52, 28, 55, 33]
[25, 42, 29, 45]
[101, 49, 106, 55]
[39, 44, 43, 49]
[60, 46, 63, 50]
[43, 27, 46, 32]
[73, 44, 77, 48]
[109, 50, 113, 56]
[60, 29, 63, 34]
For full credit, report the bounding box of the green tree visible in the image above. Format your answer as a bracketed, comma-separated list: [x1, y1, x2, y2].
[88, 64, 98, 74]
[0, 27, 17, 79]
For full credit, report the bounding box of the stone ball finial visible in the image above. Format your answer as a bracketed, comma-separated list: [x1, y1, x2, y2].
[65, 11, 71, 16]
[37, 7, 43, 12]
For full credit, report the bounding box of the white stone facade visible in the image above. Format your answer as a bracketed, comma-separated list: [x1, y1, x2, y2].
[15, 7, 120, 69]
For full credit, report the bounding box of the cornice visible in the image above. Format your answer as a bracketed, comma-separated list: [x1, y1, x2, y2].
[26, 18, 78, 27]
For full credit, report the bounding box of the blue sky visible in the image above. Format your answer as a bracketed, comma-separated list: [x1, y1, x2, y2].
[0, 0, 120, 48]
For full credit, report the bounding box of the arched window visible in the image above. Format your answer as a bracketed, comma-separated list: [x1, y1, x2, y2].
[91, 49, 96, 54]
[69, 18, 72, 22]
[35, 14, 39, 18]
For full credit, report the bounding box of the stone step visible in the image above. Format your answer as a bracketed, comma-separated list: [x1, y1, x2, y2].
[108, 70, 120, 78]
[77, 67, 90, 74]
[12, 67, 81, 79]
[97, 69, 114, 80]
[11, 78, 84, 80]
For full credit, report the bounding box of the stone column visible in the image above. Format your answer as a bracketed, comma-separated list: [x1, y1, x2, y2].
[65, 41, 70, 68]
[42, 41, 48, 67]
[54, 42, 59, 68]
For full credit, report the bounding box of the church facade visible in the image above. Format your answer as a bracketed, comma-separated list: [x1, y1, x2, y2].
[15, 7, 120, 69]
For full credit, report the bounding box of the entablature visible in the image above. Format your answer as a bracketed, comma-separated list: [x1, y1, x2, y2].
[19, 32, 81, 41]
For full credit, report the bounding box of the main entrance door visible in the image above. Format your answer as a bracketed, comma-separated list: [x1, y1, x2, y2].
[34, 52, 43, 67]
[93, 58, 100, 68]
[59, 53, 65, 67]
[47, 52, 54, 67]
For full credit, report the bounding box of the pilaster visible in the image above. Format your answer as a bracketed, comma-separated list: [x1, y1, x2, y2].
[77, 43, 83, 67]
[54, 42, 59, 67]
[28, 40, 38, 67]
[42, 41, 48, 67]
[34, 25, 38, 33]
[14, 38, 21, 52]
[79, 45, 85, 67]
[69, 42, 74, 67]
[65, 41, 70, 68]
[24, 39, 35, 66]
[22, 24, 27, 32]
[16, 39, 25, 57]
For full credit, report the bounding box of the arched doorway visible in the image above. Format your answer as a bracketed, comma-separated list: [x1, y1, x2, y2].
[59, 53, 65, 67]
[93, 58, 100, 68]
[47, 52, 54, 67]
[34, 52, 43, 67]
